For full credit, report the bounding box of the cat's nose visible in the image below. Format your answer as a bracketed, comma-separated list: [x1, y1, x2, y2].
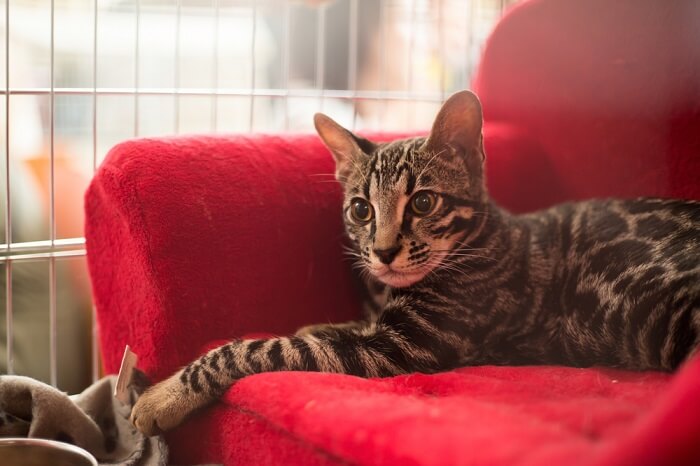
[373, 245, 402, 265]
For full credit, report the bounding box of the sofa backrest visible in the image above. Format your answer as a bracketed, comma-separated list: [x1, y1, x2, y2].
[473, 0, 700, 201]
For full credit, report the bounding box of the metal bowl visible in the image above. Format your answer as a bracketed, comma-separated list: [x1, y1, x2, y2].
[0, 438, 98, 466]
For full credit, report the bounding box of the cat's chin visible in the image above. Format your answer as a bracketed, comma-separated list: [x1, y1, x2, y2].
[374, 269, 426, 288]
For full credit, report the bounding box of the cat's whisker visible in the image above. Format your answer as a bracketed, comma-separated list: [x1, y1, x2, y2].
[430, 248, 499, 261]
[356, 266, 372, 283]
[351, 265, 367, 272]
[436, 262, 474, 273]
[345, 155, 369, 186]
[431, 260, 473, 278]
[437, 257, 475, 270]
[433, 241, 503, 252]
[309, 172, 349, 184]
[441, 253, 498, 262]
[415, 147, 447, 183]
[418, 254, 470, 277]
[342, 247, 363, 257]
[432, 247, 493, 252]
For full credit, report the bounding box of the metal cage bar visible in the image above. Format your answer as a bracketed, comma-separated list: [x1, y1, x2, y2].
[4, 262, 11, 374]
[175, 0, 181, 133]
[249, 1, 257, 131]
[315, 4, 326, 113]
[4, 0, 13, 376]
[49, 0, 58, 388]
[407, 0, 417, 93]
[93, 0, 98, 173]
[348, 0, 358, 130]
[211, 0, 220, 132]
[0, 0, 509, 392]
[379, 0, 387, 125]
[92, 0, 100, 384]
[282, 2, 291, 130]
[134, 0, 141, 137]
[438, 0, 446, 100]
[0, 87, 450, 101]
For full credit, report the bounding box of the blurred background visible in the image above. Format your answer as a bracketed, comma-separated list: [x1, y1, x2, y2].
[0, 0, 516, 394]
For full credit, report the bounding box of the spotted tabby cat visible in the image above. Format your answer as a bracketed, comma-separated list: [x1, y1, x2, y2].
[131, 90, 699, 436]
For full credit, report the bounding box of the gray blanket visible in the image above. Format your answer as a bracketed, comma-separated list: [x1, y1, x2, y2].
[0, 373, 168, 466]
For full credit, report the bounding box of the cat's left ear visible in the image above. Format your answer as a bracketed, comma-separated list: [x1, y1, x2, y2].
[314, 113, 375, 182]
[423, 90, 485, 161]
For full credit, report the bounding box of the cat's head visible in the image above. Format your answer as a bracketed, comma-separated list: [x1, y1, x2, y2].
[314, 90, 487, 288]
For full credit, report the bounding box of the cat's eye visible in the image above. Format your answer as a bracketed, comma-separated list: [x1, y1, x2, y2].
[350, 198, 373, 223]
[410, 191, 437, 216]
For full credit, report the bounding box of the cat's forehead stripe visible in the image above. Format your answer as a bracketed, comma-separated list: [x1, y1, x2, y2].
[360, 138, 426, 200]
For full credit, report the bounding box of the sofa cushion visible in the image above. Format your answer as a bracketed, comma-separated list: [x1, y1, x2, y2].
[164, 355, 700, 465]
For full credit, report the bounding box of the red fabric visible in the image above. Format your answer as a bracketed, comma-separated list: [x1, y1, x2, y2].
[85, 0, 700, 464]
[85, 127, 547, 382]
[473, 0, 700, 202]
[85, 135, 361, 381]
[166, 357, 700, 466]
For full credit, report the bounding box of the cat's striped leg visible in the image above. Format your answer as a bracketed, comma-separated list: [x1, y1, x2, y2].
[130, 300, 462, 436]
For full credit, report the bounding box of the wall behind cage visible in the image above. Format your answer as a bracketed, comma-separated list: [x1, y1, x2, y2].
[0, 0, 513, 394]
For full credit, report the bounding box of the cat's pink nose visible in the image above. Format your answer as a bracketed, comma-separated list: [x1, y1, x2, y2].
[374, 245, 402, 264]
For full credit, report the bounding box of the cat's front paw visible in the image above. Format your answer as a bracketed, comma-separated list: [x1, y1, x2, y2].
[130, 370, 197, 437]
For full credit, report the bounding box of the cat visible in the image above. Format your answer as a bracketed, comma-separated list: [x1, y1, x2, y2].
[130, 90, 700, 436]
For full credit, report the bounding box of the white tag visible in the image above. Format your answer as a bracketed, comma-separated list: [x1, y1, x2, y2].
[114, 345, 138, 405]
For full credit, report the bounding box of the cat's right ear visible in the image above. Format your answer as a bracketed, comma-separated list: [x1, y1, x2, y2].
[314, 113, 371, 182]
[424, 90, 484, 161]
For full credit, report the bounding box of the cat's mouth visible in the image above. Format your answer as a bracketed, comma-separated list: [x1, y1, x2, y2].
[372, 265, 427, 288]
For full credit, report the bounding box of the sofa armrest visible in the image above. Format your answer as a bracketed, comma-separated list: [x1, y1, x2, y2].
[86, 135, 363, 380]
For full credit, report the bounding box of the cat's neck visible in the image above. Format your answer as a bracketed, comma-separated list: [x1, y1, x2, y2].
[455, 199, 515, 256]
[412, 199, 524, 290]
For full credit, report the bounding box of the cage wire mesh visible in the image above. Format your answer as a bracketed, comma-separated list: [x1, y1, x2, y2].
[0, 0, 512, 394]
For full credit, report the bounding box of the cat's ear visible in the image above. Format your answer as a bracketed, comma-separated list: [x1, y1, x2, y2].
[314, 113, 374, 182]
[424, 90, 484, 160]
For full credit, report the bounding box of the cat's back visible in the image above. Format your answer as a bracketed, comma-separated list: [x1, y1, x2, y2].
[566, 197, 698, 266]
[524, 196, 699, 264]
[525, 197, 699, 370]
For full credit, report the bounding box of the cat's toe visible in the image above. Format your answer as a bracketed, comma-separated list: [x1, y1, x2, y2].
[130, 374, 191, 437]
[130, 406, 163, 437]
[130, 392, 165, 437]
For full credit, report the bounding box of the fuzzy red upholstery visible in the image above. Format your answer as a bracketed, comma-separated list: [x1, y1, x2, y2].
[473, 0, 700, 201]
[85, 0, 700, 465]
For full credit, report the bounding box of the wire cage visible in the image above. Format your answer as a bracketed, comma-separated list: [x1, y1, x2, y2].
[0, 0, 512, 394]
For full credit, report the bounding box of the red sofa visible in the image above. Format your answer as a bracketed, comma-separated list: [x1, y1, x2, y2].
[85, 0, 700, 464]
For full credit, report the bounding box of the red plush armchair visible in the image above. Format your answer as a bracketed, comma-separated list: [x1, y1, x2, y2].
[86, 0, 700, 465]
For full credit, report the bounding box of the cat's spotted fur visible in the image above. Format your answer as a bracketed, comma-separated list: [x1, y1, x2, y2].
[131, 91, 699, 436]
